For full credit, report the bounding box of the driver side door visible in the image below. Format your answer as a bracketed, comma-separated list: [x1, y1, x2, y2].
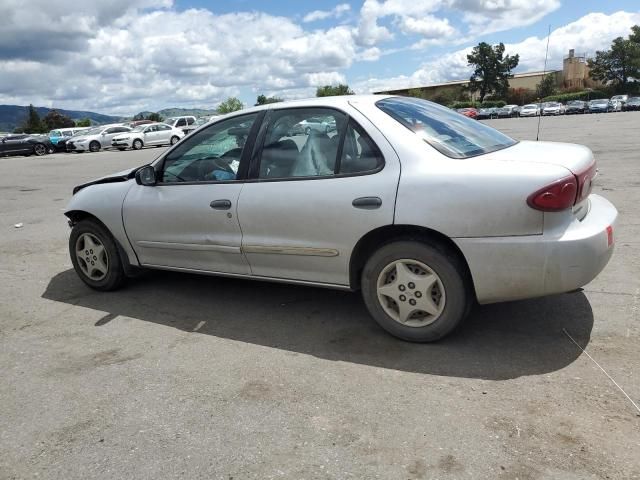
[122, 112, 263, 274]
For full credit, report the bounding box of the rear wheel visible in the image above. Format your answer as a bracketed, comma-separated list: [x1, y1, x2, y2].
[132, 139, 143, 150]
[69, 219, 125, 291]
[33, 143, 47, 156]
[361, 241, 470, 342]
[170, 135, 180, 145]
[89, 141, 101, 152]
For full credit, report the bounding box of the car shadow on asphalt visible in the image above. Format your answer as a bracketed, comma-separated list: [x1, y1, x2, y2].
[42, 269, 593, 381]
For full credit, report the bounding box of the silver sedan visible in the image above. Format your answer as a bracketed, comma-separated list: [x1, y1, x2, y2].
[65, 95, 617, 342]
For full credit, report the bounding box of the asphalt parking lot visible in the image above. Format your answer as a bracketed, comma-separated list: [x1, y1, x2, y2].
[1, 113, 639, 479]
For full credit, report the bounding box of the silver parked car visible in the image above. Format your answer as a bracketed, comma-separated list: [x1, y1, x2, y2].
[66, 125, 132, 153]
[111, 122, 184, 150]
[65, 96, 617, 342]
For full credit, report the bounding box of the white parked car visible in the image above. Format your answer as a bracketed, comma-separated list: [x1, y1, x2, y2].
[66, 125, 132, 153]
[609, 99, 623, 112]
[519, 104, 540, 117]
[111, 123, 184, 150]
[65, 95, 617, 342]
[542, 102, 566, 116]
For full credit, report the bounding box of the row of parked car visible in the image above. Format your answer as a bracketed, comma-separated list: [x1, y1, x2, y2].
[457, 95, 640, 120]
[0, 115, 218, 158]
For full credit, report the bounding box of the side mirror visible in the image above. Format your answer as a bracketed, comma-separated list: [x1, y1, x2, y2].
[135, 165, 157, 186]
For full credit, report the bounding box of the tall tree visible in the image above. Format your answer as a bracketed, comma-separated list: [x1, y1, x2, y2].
[217, 97, 244, 114]
[146, 112, 163, 122]
[256, 94, 283, 105]
[316, 84, 354, 97]
[75, 118, 92, 127]
[20, 105, 44, 134]
[467, 42, 519, 102]
[42, 110, 75, 130]
[536, 74, 557, 99]
[588, 29, 640, 92]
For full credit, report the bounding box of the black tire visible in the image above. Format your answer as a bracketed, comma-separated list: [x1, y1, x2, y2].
[117, 147, 127, 151]
[69, 219, 126, 291]
[33, 143, 47, 156]
[361, 241, 470, 342]
[170, 136, 179, 145]
[132, 139, 143, 150]
[89, 141, 101, 152]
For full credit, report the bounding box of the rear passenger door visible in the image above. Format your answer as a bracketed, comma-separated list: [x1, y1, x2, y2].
[236, 107, 400, 286]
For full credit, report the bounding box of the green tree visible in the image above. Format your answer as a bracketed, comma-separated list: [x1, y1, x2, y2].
[315, 84, 354, 97]
[146, 112, 163, 122]
[133, 112, 146, 121]
[588, 28, 640, 92]
[256, 94, 283, 105]
[536, 74, 557, 99]
[217, 97, 244, 114]
[467, 42, 519, 102]
[20, 104, 45, 134]
[75, 118, 91, 127]
[42, 110, 75, 130]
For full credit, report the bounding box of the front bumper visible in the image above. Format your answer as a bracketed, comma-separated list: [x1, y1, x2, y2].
[66, 142, 88, 152]
[112, 139, 132, 148]
[455, 195, 618, 304]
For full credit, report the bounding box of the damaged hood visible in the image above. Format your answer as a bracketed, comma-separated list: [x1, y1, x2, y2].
[72, 167, 140, 195]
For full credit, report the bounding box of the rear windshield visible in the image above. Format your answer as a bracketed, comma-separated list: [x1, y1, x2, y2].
[376, 97, 516, 159]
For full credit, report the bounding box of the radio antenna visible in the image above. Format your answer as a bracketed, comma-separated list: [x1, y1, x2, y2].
[536, 24, 552, 142]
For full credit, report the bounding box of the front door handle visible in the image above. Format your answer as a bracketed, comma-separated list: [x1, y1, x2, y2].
[210, 199, 232, 210]
[352, 196, 382, 209]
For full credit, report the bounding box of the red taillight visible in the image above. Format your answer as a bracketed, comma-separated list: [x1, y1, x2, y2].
[528, 160, 597, 212]
[574, 161, 597, 204]
[606, 225, 614, 247]
[527, 175, 578, 211]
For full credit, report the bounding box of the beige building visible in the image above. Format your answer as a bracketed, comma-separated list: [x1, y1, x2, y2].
[376, 50, 601, 100]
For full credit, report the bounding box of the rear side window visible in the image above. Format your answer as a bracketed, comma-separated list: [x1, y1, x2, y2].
[339, 121, 383, 174]
[376, 97, 517, 159]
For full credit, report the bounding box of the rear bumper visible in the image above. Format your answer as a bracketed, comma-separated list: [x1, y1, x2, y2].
[455, 195, 618, 304]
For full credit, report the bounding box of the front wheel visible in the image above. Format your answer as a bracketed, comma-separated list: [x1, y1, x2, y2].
[361, 241, 470, 342]
[132, 139, 143, 150]
[89, 141, 101, 152]
[69, 219, 126, 291]
[33, 143, 47, 156]
[170, 135, 180, 145]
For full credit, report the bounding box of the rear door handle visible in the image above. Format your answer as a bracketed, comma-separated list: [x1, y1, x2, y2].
[210, 199, 232, 210]
[352, 196, 382, 209]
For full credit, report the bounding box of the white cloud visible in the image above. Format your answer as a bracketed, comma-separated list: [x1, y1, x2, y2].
[353, 10, 640, 93]
[453, 0, 560, 34]
[303, 3, 351, 23]
[0, 6, 359, 114]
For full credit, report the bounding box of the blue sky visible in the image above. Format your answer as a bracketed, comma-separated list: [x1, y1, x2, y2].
[1, 0, 639, 114]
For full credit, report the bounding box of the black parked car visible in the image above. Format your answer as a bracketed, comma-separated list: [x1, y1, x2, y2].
[565, 100, 587, 114]
[0, 134, 53, 157]
[476, 107, 497, 120]
[623, 97, 640, 111]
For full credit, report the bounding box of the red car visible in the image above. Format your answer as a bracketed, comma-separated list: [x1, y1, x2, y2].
[456, 108, 478, 119]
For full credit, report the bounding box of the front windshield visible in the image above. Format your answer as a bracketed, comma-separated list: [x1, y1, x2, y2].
[523, 104, 536, 109]
[131, 125, 147, 132]
[49, 130, 61, 137]
[376, 97, 516, 159]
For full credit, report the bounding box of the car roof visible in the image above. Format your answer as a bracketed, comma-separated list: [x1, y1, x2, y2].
[218, 94, 394, 118]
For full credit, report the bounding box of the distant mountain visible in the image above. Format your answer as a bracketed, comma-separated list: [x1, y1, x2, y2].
[0, 105, 122, 132]
[134, 107, 219, 120]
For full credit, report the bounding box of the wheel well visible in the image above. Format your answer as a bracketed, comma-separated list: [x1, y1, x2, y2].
[349, 225, 476, 297]
[65, 210, 137, 274]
